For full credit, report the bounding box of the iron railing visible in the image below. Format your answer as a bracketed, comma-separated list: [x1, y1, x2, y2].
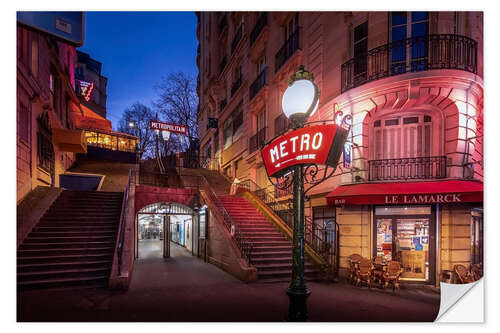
[341, 34, 478, 93]
[368, 156, 447, 181]
[231, 24, 243, 54]
[275, 27, 300, 73]
[249, 127, 266, 153]
[219, 55, 227, 74]
[235, 179, 339, 275]
[231, 75, 242, 97]
[249, 69, 266, 101]
[117, 169, 133, 275]
[250, 12, 267, 45]
[219, 98, 227, 113]
[275, 186, 293, 198]
[181, 174, 253, 264]
[218, 14, 228, 35]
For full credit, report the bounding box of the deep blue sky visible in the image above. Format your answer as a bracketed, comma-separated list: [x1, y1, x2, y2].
[78, 12, 198, 128]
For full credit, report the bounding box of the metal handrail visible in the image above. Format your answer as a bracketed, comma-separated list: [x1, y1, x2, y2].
[181, 173, 253, 264]
[275, 26, 300, 73]
[117, 169, 132, 275]
[235, 178, 339, 275]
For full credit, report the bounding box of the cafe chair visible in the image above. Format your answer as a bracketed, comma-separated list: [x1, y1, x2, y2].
[383, 261, 403, 291]
[371, 256, 386, 286]
[454, 264, 475, 284]
[471, 264, 483, 281]
[348, 254, 363, 284]
[356, 257, 373, 288]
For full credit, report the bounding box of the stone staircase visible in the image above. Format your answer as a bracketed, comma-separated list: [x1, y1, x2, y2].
[17, 190, 123, 291]
[218, 195, 319, 282]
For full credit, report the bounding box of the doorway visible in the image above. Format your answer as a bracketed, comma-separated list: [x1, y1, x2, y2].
[136, 202, 195, 259]
[374, 205, 436, 284]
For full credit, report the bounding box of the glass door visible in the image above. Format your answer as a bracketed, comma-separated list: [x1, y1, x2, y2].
[374, 205, 435, 283]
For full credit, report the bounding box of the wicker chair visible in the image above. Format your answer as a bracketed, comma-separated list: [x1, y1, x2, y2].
[454, 264, 475, 284]
[383, 261, 403, 291]
[372, 256, 385, 286]
[356, 258, 373, 288]
[471, 264, 483, 281]
[348, 254, 363, 284]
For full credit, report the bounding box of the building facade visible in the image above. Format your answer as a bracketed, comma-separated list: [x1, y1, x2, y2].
[17, 23, 86, 203]
[196, 11, 483, 285]
[75, 51, 108, 118]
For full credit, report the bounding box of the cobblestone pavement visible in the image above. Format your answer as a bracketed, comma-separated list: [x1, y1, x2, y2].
[17, 244, 440, 322]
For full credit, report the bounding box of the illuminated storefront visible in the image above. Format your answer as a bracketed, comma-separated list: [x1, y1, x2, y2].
[84, 130, 138, 153]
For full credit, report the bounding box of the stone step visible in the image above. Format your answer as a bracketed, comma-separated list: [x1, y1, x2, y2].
[17, 275, 109, 291]
[17, 253, 114, 265]
[17, 247, 115, 257]
[19, 241, 115, 250]
[17, 260, 112, 273]
[23, 235, 116, 243]
[27, 230, 117, 238]
[17, 267, 112, 282]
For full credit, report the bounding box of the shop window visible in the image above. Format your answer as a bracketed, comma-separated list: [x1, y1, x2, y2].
[374, 205, 434, 282]
[471, 209, 483, 266]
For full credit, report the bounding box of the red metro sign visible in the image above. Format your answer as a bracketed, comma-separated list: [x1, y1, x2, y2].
[261, 124, 348, 178]
[150, 120, 188, 135]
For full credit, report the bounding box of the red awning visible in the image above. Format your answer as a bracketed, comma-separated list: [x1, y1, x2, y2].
[326, 180, 483, 206]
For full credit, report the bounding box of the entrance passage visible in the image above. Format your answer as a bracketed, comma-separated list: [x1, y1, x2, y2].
[136, 202, 195, 259]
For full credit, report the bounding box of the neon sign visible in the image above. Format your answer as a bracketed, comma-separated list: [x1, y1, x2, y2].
[150, 120, 187, 135]
[79, 81, 94, 102]
[261, 124, 348, 177]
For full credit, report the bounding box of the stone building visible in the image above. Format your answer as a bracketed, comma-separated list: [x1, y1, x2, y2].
[75, 50, 108, 118]
[196, 11, 483, 285]
[17, 22, 86, 203]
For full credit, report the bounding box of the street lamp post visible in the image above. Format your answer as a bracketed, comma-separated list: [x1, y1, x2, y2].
[281, 66, 320, 321]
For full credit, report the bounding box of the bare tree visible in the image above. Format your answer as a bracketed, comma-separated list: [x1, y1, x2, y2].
[153, 72, 199, 153]
[118, 102, 156, 159]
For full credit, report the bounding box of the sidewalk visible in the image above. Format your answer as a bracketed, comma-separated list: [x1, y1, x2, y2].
[17, 244, 439, 322]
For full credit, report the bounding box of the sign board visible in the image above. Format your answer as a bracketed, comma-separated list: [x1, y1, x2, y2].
[343, 142, 352, 168]
[77, 80, 94, 101]
[261, 124, 348, 178]
[17, 12, 85, 46]
[150, 120, 187, 135]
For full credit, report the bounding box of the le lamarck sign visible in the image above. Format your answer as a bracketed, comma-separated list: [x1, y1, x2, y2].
[150, 120, 187, 135]
[261, 124, 348, 177]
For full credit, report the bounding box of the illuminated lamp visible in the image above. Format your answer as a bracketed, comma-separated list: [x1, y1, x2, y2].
[162, 131, 171, 141]
[281, 65, 319, 128]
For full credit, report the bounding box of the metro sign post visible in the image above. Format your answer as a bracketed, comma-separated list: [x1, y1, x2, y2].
[261, 66, 351, 321]
[150, 120, 188, 135]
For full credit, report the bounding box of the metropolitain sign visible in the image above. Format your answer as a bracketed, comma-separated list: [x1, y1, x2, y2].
[261, 124, 348, 178]
[150, 120, 187, 135]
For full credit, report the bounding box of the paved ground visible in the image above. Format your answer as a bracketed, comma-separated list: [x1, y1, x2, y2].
[17, 244, 440, 322]
[138, 238, 164, 259]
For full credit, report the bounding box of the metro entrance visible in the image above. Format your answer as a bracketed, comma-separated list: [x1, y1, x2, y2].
[136, 202, 195, 259]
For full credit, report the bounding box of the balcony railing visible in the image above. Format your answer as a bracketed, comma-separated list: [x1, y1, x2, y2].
[368, 156, 447, 181]
[249, 127, 266, 153]
[219, 55, 227, 74]
[218, 14, 228, 35]
[250, 13, 267, 46]
[275, 27, 300, 73]
[231, 75, 242, 97]
[341, 34, 478, 93]
[249, 69, 266, 100]
[231, 24, 243, 54]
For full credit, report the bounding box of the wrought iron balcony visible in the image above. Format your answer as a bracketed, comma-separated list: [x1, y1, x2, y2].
[341, 34, 478, 93]
[368, 156, 447, 181]
[231, 75, 242, 97]
[219, 55, 227, 74]
[249, 69, 266, 101]
[250, 13, 268, 46]
[231, 24, 243, 54]
[275, 27, 300, 73]
[249, 127, 267, 153]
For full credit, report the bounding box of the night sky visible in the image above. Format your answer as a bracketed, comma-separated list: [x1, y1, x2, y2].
[78, 11, 198, 129]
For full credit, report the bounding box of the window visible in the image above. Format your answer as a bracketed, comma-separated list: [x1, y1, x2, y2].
[274, 113, 290, 136]
[256, 55, 266, 75]
[18, 27, 30, 66]
[353, 21, 368, 80]
[283, 13, 299, 42]
[214, 130, 220, 153]
[223, 116, 233, 149]
[256, 109, 266, 132]
[31, 37, 38, 78]
[223, 103, 243, 149]
[390, 12, 429, 74]
[373, 114, 432, 160]
[37, 113, 54, 173]
[471, 209, 483, 267]
[19, 103, 31, 144]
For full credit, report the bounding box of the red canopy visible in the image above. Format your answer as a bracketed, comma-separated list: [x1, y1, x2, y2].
[326, 180, 483, 206]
